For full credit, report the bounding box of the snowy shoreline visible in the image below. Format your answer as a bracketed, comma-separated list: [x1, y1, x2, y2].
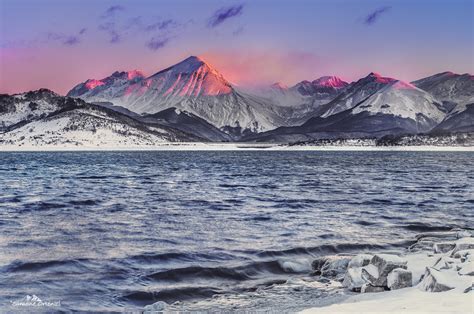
[299, 231, 473, 314]
[1, 143, 474, 152]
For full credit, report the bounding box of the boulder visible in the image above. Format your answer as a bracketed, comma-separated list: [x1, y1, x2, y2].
[361, 283, 385, 293]
[311, 257, 327, 275]
[312, 256, 351, 281]
[363, 254, 407, 287]
[348, 254, 373, 268]
[451, 238, 474, 256]
[433, 242, 456, 254]
[387, 268, 413, 290]
[361, 264, 379, 285]
[342, 267, 366, 291]
[419, 267, 455, 292]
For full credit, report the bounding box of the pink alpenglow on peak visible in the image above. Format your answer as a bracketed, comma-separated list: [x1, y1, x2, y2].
[390, 80, 417, 90]
[149, 56, 233, 96]
[72, 70, 147, 94]
[84, 80, 105, 90]
[126, 70, 146, 80]
[312, 76, 348, 88]
[367, 72, 397, 84]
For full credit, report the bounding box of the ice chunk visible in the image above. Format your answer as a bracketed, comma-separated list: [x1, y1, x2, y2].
[348, 254, 373, 268]
[387, 268, 412, 290]
[342, 267, 366, 291]
[419, 267, 455, 292]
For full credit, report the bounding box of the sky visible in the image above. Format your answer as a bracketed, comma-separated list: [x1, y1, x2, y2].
[0, 0, 473, 95]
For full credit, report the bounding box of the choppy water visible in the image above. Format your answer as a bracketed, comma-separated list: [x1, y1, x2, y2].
[0, 151, 472, 312]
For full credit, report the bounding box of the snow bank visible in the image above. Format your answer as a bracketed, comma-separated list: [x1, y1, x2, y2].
[300, 288, 471, 313]
[301, 234, 473, 314]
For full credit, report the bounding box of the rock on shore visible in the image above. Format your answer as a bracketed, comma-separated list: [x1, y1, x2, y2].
[303, 229, 473, 313]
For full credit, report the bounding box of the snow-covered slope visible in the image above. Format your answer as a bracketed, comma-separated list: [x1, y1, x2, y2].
[250, 76, 349, 126]
[0, 89, 78, 131]
[67, 56, 287, 134]
[0, 90, 201, 148]
[413, 72, 474, 133]
[432, 104, 474, 133]
[412, 72, 474, 107]
[351, 80, 445, 126]
[246, 76, 447, 142]
[314, 73, 397, 118]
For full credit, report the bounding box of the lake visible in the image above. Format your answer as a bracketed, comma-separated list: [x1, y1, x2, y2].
[0, 151, 472, 311]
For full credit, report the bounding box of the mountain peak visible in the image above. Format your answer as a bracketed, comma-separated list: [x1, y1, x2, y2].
[141, 55, 232, 97]
[110, 70, 145, 80]
[312, 76, 348, 88]
[365, 72, 396, 84]
[271, 82, 289, 90]
[165, 55, 213, 74]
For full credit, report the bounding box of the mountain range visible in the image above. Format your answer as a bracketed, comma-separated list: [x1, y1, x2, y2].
[1, 55, 473, 147]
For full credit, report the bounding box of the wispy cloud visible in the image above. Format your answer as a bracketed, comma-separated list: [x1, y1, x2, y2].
[47, 28, 87, 46]
[101, 5, 125, 18]
[364, 6, 391, 25]
[146, 37, 170, 51]
[98, 22, 121, 43]
[144, 19, 177, 32]
[98, 5, 125, 43]
[208, 4, 244, 28]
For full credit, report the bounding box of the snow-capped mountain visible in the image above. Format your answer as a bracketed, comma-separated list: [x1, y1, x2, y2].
[67, 56, 288, 134]
[349, 80, 445, 127]
[2, 65, 472, 147]
[412, 72, 474, 107]
[255, 76, 348, 106]
[313, 73, 398, 118]
[0, 90, 201, 148]
[291, 76, 348, 96]
[250, 76, 349, 125]
[412, 72, 474, 133]
[246, 74, 447, 142]
[0, 89, 78, 131]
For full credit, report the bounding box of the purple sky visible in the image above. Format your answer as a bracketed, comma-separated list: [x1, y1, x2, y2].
[1, 0, 473, 95]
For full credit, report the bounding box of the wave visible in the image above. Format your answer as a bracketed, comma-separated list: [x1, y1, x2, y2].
[402, 223, 455, 232]
[127, 251, 238, 264]
[144, 259, 311, 284]
[123, 286, 222, 305]
[4, 258, 89, 272]
[251, 242, 400, 258]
